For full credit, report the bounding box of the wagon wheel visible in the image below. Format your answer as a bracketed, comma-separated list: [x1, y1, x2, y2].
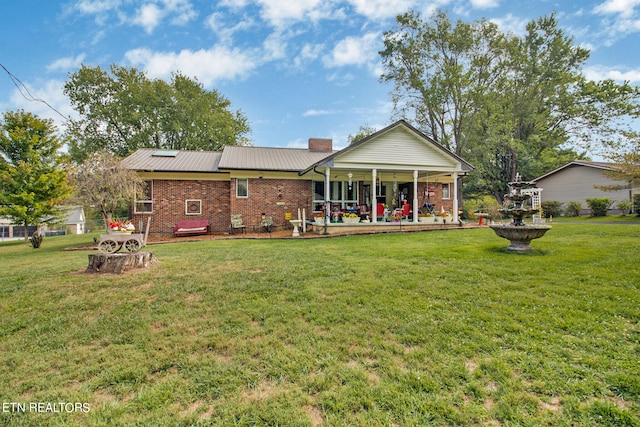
[123, 239, 142, 253]
[99, 239, 119, 253]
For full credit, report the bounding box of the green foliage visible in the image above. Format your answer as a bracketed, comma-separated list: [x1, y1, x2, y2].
[0, 110, 72, 243]
[617, 199, 633, 215]
[29, 231, 43, 248]
[64, 65, 251, 162]
[464, 195, 502, 220]
[566, 201, 583, 217]
[380, 10, 640, 202]
[541, 201, 563, 218]
[634, 194, 640, 217]
[71, 150, 143, 231]
[586, 197, 611, 217]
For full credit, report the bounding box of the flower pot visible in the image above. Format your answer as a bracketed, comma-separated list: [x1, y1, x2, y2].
[342, 217, 359, 224]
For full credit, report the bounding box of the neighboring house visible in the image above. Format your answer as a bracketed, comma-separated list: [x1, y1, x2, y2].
[532, 161, 636, 214]
[123, 120, 474, 236]
[0, 206, 86, 238]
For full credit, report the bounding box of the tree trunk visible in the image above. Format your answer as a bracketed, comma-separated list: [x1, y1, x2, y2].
[86, 251, 157, 274]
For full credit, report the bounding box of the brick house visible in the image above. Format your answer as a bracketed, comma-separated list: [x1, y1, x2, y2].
[123, 120, 474, 236]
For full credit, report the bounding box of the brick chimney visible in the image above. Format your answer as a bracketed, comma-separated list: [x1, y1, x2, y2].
[308, 138, 332, 151]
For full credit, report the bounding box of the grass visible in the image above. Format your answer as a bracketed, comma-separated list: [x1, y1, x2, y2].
[1, 224, 639, 426]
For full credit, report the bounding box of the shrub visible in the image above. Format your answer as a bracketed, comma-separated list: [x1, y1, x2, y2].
[566, 201, 582, 217]
[586, 197, 612, 217]
[29, 232, 44, 249]
[633, 194, 640, 217]
[540, 201, 563, 218]
[617, 199, 633, 216]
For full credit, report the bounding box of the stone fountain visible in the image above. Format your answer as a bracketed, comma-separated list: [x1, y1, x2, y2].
[490, 173, 551, 251]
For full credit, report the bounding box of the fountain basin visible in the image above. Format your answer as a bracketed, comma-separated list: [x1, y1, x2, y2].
[490, 224, 551, 251]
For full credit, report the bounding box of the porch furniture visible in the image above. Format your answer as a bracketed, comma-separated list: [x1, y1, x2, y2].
[261, 216, 273, 232]
[230, 214, 246, 234]
[401, 203, 411, 219]
[173, 219, 210, 237]
[376, 203, 385, 220]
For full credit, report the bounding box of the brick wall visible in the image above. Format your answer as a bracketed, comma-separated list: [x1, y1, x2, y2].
[131, 179, 230, 236]
[230, 178, 314, 229]
[131, 177, 454, 236]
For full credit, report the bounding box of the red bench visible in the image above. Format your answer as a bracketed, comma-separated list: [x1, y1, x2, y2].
[173, 219, 210, 237]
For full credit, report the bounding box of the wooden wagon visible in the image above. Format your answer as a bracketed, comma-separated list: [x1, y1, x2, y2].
[98, 218, 150, 253]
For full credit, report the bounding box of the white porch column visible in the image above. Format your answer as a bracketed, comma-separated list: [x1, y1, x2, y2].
[452, 172, 459, 222]
[413, 170, 419, 222]
[372, 168, 377, 223]
[325, 167, 331, 225]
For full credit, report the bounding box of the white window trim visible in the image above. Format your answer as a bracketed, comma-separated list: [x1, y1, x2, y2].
[442, 183, 451, 200]
[236, 178, 248, 198]
[134, 180, 153, 214]
[185, 199, 202, 215]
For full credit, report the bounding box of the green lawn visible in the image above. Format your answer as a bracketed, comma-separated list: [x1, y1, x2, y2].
[1, 224, 639, 426]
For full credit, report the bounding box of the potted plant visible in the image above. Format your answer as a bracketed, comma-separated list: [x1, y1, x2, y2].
[418, 212, 432, 223]
[390, 214, 401, 223]
[341, 212, 360, 224]
[314, 212, 325, 225]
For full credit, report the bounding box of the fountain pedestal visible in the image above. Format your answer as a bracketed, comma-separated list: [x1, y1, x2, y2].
[490, 223, 551, 251]
[490, 173, 551, 251]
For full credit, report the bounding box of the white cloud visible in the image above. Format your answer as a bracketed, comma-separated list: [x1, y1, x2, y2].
[205, 12, 255, 42]
[74, 0, 121, 15]
[470, 0, 499, 9]
[593, 0, 640, 18]
[302, 109, 335, 117]
[347, 0, 415, 19]
[294, 43, 324, 68]
[583, 65, 640, 83]
[324, 32, 380, 67]
[256, 0, 334, 28]
[489, 13, 529, 36]
[124, 46, 258, 86]
[46, 54, 87, 72]
[133, 3, 164, 33]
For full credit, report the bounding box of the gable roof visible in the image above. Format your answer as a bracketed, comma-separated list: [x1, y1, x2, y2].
[532, 161, 620, 182]
[219, 146, 335, 172]
[122, 148, 223, 172]
[302, 120, 474, 174]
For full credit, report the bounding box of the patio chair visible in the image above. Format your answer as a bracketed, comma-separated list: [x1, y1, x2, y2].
[376, 203, 385, 220]
[230, 214, 246, 234]
[401, 203, 411, 219]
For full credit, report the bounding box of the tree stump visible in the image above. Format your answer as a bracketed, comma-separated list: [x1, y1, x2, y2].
[86, 251, 157, 274]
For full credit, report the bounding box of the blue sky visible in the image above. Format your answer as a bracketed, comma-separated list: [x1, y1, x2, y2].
[1, 0, 639, 153]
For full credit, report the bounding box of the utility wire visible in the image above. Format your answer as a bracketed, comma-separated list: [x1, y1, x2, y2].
[1, 63, 70, 122]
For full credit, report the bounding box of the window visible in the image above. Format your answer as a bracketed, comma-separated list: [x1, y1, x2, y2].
[134, 180, 153, 213]
[185, 199, 202, 215]
[236, 178, 248, 198]
[442, 183, 451, 199]
[312, 180, 358, 212]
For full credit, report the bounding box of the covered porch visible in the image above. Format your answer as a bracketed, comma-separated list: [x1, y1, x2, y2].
[302, 120, 473, 232]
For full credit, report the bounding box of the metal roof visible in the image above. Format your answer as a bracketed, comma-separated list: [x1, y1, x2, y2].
[122, 148, 223, 172]
[532, 160, 619, 182]
[218, 146, 335, 171]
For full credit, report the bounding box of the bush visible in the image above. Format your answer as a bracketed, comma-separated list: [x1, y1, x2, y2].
[29, 232, 44, 249]
[465, 195, 502, 221]
[540, 201, 563, 218]
[586, 197, 612, 217]
[617, 199, 633, 216]
[633, 195, 640, 217]
[566, 201, 582, 217]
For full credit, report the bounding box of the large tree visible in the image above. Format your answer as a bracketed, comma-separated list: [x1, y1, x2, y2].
[64, 65, 251, 162]
[0, 110, 72, 243]
[380, 10, 640, 202]
[71, 150, 144, 233]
